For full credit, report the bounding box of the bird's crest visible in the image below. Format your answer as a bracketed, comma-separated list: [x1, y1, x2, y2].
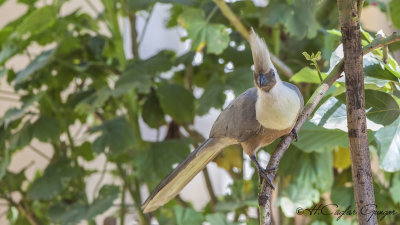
[248, 28, 273, 74]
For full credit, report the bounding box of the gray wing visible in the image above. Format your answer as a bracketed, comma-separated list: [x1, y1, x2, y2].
[283, 82, 304, 108]
[210, 87, 261, 142]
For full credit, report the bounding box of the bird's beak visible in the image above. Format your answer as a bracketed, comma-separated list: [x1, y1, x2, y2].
[259, 73, 268, 87]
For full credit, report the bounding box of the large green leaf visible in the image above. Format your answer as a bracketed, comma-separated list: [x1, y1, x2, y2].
[363, 54, 399, 81]
[142, 90, 166, 128]
[174, 205, 203, 225]
[261, 0, 320, 39]
[135, 139, 191, 186]
[291, 67, 327, 84]
[389, 173, 400, 204]
[31, 116, 61, 142]
[85, 185, 119, 219]
[114, 51, 175, 95]
[375, 117, 400, 172]
[28, 160, 80, 200]
[313, 90, 400, 129]
[364, 90, 400, 126]
[294, 122, 349, 152]
[16, 6, 57, 36]
[390, 0, 400, 29]
[179, 8, 229, 54]
[90, 117, 136, 154]
[279, 183, 320, 217]
[197, 76, 226, 115]
[157, 83, 195, 124]
[48, 203, 88, 225]
[15, 49, 55, 84]
[310, 97, 347, 130]
[330, 186, 355, 208]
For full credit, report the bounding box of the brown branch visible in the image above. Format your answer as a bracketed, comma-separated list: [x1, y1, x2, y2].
[338, 0, 376, 223]
[212, 0, 294, 78]
[259, 32, 400, 225]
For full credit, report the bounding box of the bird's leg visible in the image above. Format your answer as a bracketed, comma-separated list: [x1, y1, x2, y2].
[250, 155, 276, 191]
[290, 129, 298, 142]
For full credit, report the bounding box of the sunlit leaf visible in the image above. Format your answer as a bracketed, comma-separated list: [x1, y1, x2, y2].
[179, 8, 229, 54]
[291, 67, 327, 84]
[174, 205, 203, 225]
[375, 117, 400, 172]
[333, 146, 351, 170]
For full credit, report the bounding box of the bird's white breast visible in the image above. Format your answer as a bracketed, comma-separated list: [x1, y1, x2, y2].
[255, 82, 301, 130]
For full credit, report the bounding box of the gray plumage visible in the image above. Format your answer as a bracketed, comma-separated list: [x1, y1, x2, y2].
[142, 30, 304, 213]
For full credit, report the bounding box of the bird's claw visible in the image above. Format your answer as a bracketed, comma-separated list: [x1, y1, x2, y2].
[291, 129, 298, 142]
[258, 167, 276, 192]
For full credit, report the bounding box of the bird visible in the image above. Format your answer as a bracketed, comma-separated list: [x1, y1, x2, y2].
[142, 29, 304, 213]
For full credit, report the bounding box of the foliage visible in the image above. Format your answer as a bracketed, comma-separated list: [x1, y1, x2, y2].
[0, 0, 400, 224]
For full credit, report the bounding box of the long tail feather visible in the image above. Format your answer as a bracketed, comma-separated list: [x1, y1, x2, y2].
[142, 137, 234, 213]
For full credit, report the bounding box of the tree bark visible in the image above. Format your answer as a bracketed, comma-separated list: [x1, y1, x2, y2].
[337, 1, 378, 224]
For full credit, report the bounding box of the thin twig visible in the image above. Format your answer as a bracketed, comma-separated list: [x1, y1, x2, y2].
[212, 0, 294, 78]
[93, 160, 108, 199]
[259, 32, 400, 225]
[29, 145, 51, 160]
[138, 6, 154, 45]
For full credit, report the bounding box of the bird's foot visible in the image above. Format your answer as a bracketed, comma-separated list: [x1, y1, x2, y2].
[290, 129, 298, 142]
[258, 167, 276, 192]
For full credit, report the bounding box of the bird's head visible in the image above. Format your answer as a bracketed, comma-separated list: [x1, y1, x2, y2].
[249, 28, 280, 92]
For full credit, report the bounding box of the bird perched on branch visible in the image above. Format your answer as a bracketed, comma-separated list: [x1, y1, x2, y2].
[142, 29, 304, 213]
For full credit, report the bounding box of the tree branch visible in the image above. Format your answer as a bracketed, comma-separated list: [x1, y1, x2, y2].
[259, 32, 400, 225]
[338, 0, 377, 223]
[212, 0, 294, 78]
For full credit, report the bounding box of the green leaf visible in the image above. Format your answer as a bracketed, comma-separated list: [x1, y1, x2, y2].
[225, 67, 254, 96]
[197, 76, 226, 115]
[31, 116, 61, 142]
[142, 91, 166, 128]
[135, 139, 191, 186]
[364, 53, 399, 81]
[85, 185, 119, 219]
[330, 186, 355, 208]
[28, 160, 80, 200]
[48, 203, 88, 225]
[0, 148, 10, 180]
[390, 0, 400, 28]
[291, 67, 327, 84]
[157, 83, 195, 124]
[206, 213, 240, 225]
[302, 52, 311, 60]
[114, 51, 175, 95]
[310, 97, 347, 130]
[16, 6, 57, 36]
[90, 117, 136, 154]
[375, 117, 400, 172]
[294, 122, 349, 152]
[389, 173, 400, 204]
[279, 182, 320, 217]
[364, 90, 400, 126]
[75, 87, 111, 114]
[173, 205, 203, 225]
[262, 0, 320, 39]
[179, 8, 229, 54]
[9, 122, 33, 150]
[15, 49, 55, 84]
[74, 142, 94, 161]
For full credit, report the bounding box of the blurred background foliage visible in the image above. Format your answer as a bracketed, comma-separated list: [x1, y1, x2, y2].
[0, 0, 400, 224]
